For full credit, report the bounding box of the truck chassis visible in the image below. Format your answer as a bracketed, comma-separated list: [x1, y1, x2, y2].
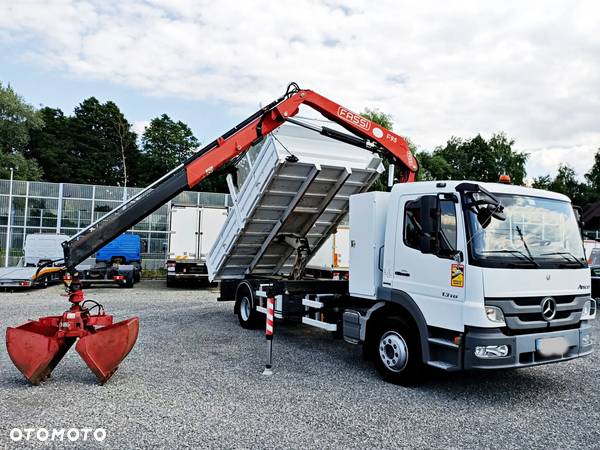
[219, 276, 594, 385]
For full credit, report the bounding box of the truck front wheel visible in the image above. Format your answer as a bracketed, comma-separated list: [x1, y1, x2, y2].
[372, 317, 422, 386]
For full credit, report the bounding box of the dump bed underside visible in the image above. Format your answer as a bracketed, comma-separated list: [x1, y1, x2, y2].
[208, 122, 382, 280]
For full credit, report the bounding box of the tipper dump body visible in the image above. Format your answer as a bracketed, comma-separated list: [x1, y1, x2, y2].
[207, 122, 383, 280]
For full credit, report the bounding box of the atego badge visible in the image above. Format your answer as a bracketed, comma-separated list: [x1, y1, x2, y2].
[451, 263, 464, 288]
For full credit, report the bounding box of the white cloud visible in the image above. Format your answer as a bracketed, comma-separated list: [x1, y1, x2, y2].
[132, 120, 150, 137]
[527, 144, 598, 181]
[1, 0, 599, 178]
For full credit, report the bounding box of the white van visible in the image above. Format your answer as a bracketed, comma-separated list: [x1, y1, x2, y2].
[24, 234, 68, 267]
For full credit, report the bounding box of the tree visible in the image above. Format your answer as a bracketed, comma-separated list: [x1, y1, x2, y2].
[26, 107, 74, 183]
[139, 114, 199, 185]
[531, 174, 552, 190]
[532, 165, 593, 206]
[426, 133, 528, 185]
[0, 83, 44, 180]
[69, 98, 140, 186]
[585, 148, 600, 198]
[0, 152, 43, 180]
[0, 83, 43, 154]
[548, 164, 591, 207]
[360, 108, 394, 130]
[414, 151, 453, 181]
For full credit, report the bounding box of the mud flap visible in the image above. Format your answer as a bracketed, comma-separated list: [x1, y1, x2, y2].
[6, 321, 75, 385]
[75, 317, 140, 384]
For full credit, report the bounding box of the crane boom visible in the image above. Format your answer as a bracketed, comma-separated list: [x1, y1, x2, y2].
[62, 83, 418, 271]
[7, 83, 419, 386]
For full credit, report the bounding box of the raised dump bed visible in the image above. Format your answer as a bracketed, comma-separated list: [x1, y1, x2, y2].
[207, 122, 383, 280]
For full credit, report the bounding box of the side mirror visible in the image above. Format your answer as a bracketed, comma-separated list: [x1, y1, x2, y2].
[477, 204, 505, 229]
[419, 195, 440, 254]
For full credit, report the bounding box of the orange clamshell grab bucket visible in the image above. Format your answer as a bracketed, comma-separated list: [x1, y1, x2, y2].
[6, 317, 139, 385]
[76, 318, 139, 384]
[6, 319, 70, 385]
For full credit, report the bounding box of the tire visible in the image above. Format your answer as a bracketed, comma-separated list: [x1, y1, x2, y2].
[134, 271, 141, 283]
[371, 317, 423, 386]
[166, 277, 176, 288]
[236, 283, 261, 329]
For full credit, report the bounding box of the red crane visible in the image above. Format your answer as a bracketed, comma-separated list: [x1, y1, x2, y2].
[5, 83, 418, 385]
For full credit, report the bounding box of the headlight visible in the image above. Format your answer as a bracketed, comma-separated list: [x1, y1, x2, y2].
[485, 306, 506, 325]
[581, 299, 596, 320]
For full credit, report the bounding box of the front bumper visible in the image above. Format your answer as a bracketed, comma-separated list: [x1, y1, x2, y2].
[464, 323, 593, 369]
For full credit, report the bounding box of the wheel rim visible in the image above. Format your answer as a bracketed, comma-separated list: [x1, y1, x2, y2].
[378, 331, 408, 372]
[240, 296, 251, 321]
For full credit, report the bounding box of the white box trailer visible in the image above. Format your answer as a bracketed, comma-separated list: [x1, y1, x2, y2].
[166, 205, 228, 286]
[305, 225, 350, 278]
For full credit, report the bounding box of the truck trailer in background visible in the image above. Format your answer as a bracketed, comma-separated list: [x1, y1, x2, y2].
[305, 225, 349, 279]
[166, 205, 228, 287]
[79, 234, 141, 288]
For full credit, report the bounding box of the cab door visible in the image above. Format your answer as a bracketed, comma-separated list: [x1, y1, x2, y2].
[392, 194, 465, 331]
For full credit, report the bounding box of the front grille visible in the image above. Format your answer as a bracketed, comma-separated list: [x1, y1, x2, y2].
[485, 295, 587, 332]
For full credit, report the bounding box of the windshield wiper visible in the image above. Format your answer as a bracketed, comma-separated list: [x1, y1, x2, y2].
[480, 249, 541, 267]
[514, 226, 540, 267]
[540, 251, 586, 267]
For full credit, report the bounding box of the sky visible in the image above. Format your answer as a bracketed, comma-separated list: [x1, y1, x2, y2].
[0, 0, 599, 180]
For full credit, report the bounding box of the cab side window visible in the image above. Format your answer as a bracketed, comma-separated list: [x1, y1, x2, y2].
[404, 200, 422, 250]
[403, 198, 457, 254]
[439, 200, 457, 251]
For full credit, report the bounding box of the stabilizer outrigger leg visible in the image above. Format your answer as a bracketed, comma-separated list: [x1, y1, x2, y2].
[5, 273, 139, 385]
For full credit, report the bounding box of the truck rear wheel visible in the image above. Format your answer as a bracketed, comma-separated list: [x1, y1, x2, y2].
[372, 317, 422, 386]
[236, 283, 260, 329]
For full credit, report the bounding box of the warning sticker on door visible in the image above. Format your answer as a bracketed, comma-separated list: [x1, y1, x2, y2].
[451, 263, 464, 287]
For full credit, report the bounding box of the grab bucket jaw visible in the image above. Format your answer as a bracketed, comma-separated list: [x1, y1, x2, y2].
[76, 318, 139, 384]
[5, 275, 139, 385]
[6, 320, 71, 385]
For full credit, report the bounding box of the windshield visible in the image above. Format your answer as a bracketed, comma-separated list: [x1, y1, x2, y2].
[466, 194, 585, 269]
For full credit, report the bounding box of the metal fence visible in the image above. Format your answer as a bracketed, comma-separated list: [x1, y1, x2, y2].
[0, 179, 231, 269]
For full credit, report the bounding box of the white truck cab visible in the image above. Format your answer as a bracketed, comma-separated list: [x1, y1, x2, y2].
[348, 181, 594, 379]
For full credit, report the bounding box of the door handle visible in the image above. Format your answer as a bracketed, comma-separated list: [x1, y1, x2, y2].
[395, 270, 410, 277]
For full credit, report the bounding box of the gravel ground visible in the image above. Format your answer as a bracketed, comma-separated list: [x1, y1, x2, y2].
[0, 281, 598, 449]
